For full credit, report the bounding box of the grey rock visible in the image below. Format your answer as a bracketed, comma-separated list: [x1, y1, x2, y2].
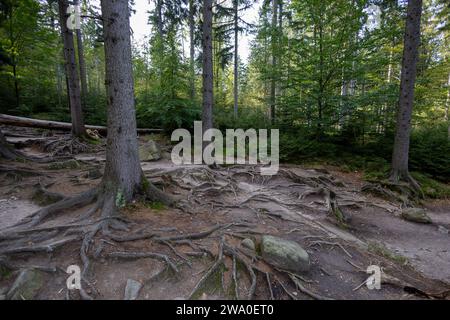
[123, 279, 142, 300]
[0, 294, 5, 300]
[261, 235, 310, 273]
[139, 140, 161, 162]
[6, 269, 44, 300]
[241, 238, 256, 251]
[401, 208, 432, 224]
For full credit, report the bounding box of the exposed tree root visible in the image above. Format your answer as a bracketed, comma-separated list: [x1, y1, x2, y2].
[308, 240, 353, 258]
[1, 129, 71, 163]
[1, 163, 447, 300]
[223, 243, 257, 300]
[188, 238, 225, 299]
[362, 183, 410, 206]
[6, 187, 100, 230]
[107, 251, 179, 274]
[0, 164, 46, 178]
[288, 274, 333, 300]
[40, 135, 102, 157]
[363, 173, 424, 206]
[299, 187, 350, 225]
[32, 181, 65, 206]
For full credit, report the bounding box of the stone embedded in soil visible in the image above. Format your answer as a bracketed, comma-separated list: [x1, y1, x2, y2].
[6, 268, 44, 300]
[261, 235, 310, 273]
[241, 238, 256, 251]
[139, 140, 161, 162]
[123, 279, 142, 300]
[401, 208, 432, 224]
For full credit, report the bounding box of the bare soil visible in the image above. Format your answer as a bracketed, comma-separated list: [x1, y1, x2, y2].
[0, 126, 449, 300]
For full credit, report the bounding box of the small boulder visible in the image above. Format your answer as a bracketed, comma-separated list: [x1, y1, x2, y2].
[241, 238, 256, 251]
[6, 269, 44, 300]
[139, 140, 161, 162]
[401, 208, 432, 224]
[261, 235, 310, 273]
[123, 279, 142, 300]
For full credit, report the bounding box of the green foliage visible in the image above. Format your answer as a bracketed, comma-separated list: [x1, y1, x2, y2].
[146, 201, 166, 211]
[368, 241, 408, 265]
[411, 172, 450, 199]
[0, 0, 448, 192]
[409, 124, 450, 182]
[115, 189, 126, 209]
[47, 159, 80, 170]
[135, 29, 200, 132]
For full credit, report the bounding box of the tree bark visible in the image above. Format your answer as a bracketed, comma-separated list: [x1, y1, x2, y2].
[445, 72, 450, 140]
[58, 0, 86, 137]
[7, 5, 19, 109]
[233, 0, 239, 118]
[0, 114, 161, 135]
[390, 0, 422, 183]
[270, 0, 278, 124]
[202, 0, 214, 134]
[0, 128, 18, 160]
[189, 0, 196, 101]
[74, 0, 88, 114]
[100, 0, 142, 201]
[156, 0, 163, 37]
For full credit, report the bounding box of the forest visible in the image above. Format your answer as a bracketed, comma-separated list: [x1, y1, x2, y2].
[0, 0, 449, 301]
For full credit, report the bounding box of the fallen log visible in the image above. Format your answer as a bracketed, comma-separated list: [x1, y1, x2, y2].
[0, 114, 163, 135]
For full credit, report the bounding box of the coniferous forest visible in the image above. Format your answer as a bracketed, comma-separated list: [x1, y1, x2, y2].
[0, 0, 449, 302]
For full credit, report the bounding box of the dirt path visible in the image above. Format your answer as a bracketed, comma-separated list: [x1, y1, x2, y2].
[0, 130, 449, 300]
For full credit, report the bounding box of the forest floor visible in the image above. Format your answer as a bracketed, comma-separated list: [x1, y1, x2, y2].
[0, 126, 449, 300]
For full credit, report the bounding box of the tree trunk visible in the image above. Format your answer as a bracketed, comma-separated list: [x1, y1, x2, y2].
[445, 72, 450, 140]
[189, 0, 196, 101]
[270, 0, 278, 124]
[58, 0, 86, 137]
[0, 128, 18, 160]
[47, 1, 64, 109]
[8, 5, 19, 109]
[156, 0, 163, 37]
[0, 113, 161, 135]
[74, 0, 88, 113]
[12, 63, 19, 109]
[202, 0, 214, 134]
[390, 0, 422, 183]
[233, 0, 239, 118]
[100, 0, 142, 202]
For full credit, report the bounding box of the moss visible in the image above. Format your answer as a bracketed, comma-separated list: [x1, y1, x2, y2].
[32, 189, 63, 206]
[148, 201, 165, 210]
[0, 265, 12, 280]
[84, 137, 101, 145]
[368, 242, 408, 265]
[411, 172, 450, 199]
[190, 263, 226, 300]
[47, 159, 80, 170]
[141, 178, 150, 193]
[115, 189, 126, 209]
